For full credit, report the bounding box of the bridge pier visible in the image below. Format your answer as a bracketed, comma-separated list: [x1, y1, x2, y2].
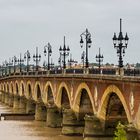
[13, 95, 20, 112]
[83, 115, 112, 140]
[46, 106, 62, 127]
[19, 96, 27, 113]
[8, 94, 14, 107]
[26, 99, 36, 114]
[35, 102, 47, 121]
[62, 109, 84, 135]
[1, 92, 5, 103]
[4, 93, 9, 105]
[126, 123, 139, 140]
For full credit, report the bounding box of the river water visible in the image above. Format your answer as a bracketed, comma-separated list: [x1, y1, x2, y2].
[0, 103, 83, 140]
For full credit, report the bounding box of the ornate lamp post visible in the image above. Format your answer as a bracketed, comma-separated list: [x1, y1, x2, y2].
[58, 52, 62, 69]
[59, 36, 70, 69]
[96, 48, 104, 73]
[44, 43, 52, 70]
[50, 58, 54, 69]
[33, 47, 41, 71]
[80, 28, 92, 68]
[12, 56, 17, 73]
[24, 50, 31, 72]
[113, 19, 129, 68]
[18, 53, 24, 73]
[43, 61, 47, 70]
[81, 51, 86, 68]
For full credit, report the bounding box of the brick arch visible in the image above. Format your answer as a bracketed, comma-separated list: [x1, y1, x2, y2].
[10, 81, 14, 94]
[55, 82, 71, 108]
[72, 82, 96, 114]
[98, 84, 131, 123]
[15, 81, 19, 95]
[20, 80, 25, 96]
[34, 81, 43, 102]
[6, 82, 10, 93]
[26, 81, 33, 99]
[43, 81, 54, 104]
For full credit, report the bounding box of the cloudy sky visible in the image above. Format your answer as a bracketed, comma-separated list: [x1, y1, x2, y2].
[0, 0, 140, 66]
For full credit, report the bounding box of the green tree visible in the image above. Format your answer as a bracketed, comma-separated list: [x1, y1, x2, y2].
[113, 122, 127, 140]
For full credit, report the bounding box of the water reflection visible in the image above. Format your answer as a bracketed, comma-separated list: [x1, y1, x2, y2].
[0, 103, 82, 140]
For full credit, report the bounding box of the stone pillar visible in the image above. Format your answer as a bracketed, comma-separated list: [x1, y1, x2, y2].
[46, 106, 62, 127]
[84, 115, 112, 140]
[4, 93, 9, 105]
[26, 99, 36, 114]
[126, 123, 139, 140]
[62, 109, 84, 135]
[19, 96, 27, 113]
[35, 102, 47, 121]
[116, 68, 124, 76]
[13, 95, 20, 112]
[8, 94, 14, 107]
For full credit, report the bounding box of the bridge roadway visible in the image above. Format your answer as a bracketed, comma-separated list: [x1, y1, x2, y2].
[0, 69, 140, 140]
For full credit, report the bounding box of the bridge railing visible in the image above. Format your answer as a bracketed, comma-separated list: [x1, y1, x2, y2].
[1, 68, 140, 78]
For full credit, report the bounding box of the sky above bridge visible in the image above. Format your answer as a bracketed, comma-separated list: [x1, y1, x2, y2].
[0, 0, 139, 66]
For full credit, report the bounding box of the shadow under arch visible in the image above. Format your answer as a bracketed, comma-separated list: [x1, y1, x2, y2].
[34, 82, 43, 102]
[15, 81, 19, 95]
[73, 82, 96, 114]
[26, 81, 33, 99]
[6, 83, 9, 93]
[44, 81, 54, 105]
[10, 82, 14, 94]
[55, 82, 71, 109]
[98, 85, 131, 133]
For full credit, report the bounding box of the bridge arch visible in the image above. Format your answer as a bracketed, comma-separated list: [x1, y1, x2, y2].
[26, 81, 33, 99]
[56, 82, 71, 108]
[73, 82, 95, 119]
[15, 81, 19, 95]
[98, 84, 131, 123]
[34, 81, 43, 102]
[6, 82, 9, 93]
[20, 81, 25, 96]
[43, 81, 54, 104]
[10, 82, 14, 94]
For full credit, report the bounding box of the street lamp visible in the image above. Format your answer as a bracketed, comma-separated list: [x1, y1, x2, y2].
[44, 43, 52, 70]
[81, 51, 86, 68]
[33, 47, 41, 71]
[12, 56, 17, 73]
[113, 18, 129, 68]
[59, 36, 70, 69]
[96, 48, 104, 74]
[80, 28, 92, 68]
[50, 58, 54, 69]
[58, 52, 62, 69]
[17, 53, 24, 73]
[24, 50, 31, 72]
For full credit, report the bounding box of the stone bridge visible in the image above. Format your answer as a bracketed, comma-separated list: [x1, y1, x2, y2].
[0, 72, 140, 139]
